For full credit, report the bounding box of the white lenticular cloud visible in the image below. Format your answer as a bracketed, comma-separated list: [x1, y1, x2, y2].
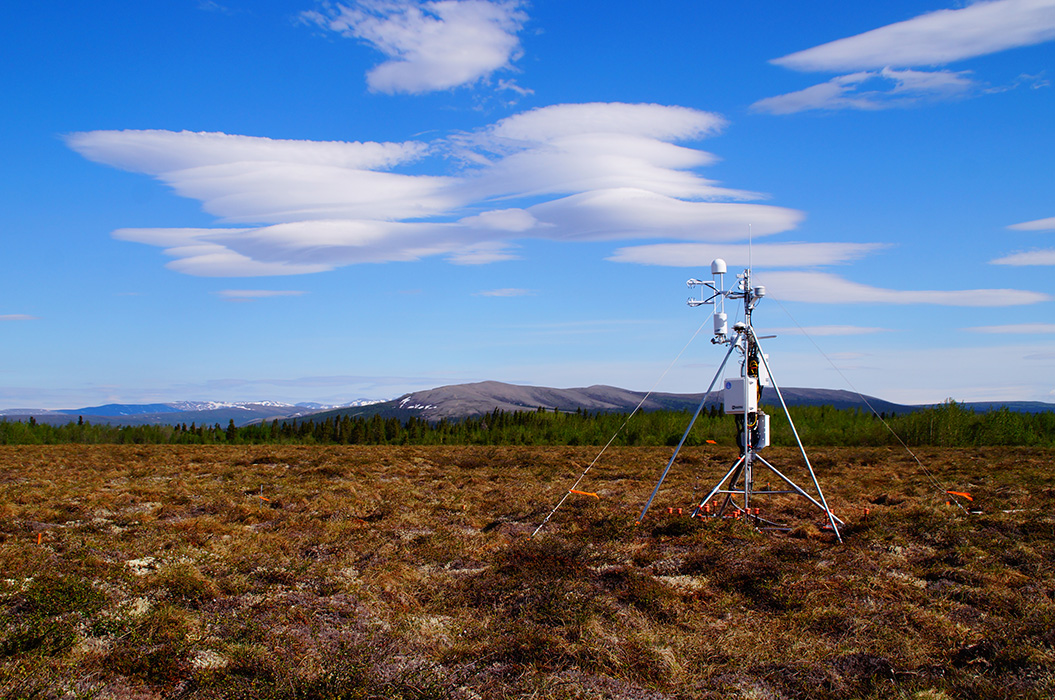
[458, 208, 538, 232]
[454, 103, 736, 201]
[72, 130, 455, 225]
[64, 102, 1052, 308]
[483, 102, 726, 142]
[113, 227, 337, 276]
[772, 0, 1055, 72]
[607, 241, 884, 267]
[990, 249, 1055, 265]
[1008, 216, 1055, 231]
[524, 190, 802, 242]
[759, 271, 1051, 306]
[304, 0, 528, 94]
[65, 129, 425, 173]
[758, 0, 1055, 113]
[69, 103, 809, 277]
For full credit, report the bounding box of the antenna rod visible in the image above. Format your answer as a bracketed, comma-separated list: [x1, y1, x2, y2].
[748, 223, 752, 272]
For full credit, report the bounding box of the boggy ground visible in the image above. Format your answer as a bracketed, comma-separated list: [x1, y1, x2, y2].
[0, 444, 1053, 699]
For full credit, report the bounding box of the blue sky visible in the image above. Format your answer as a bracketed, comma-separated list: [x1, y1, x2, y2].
[2, 0, 1053, 409]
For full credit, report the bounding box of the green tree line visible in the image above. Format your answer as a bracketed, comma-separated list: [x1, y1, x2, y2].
[0, 400, 1052, 447]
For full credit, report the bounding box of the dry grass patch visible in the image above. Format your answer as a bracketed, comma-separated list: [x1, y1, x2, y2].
[0, 445, 1053, 699]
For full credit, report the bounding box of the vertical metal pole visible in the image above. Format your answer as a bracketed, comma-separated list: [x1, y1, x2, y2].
[741, 269, 753, 513]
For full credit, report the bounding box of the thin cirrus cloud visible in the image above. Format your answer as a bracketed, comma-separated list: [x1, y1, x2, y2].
[758, 271, 1049, 307]
[754, 0, 1055, 114]
[66, 102, 806, 278]
[301, 0, 529, 94]
[606, 241, 886, 267]
[1007, 216, 1055, 232]
[990, 250, 1055, 265]
[476, 287, 533, 297]
[967, 323, 1055, 333]
[990, 215, 1055, 265]
[609, 244, 1050, 307]
[752, 68, 978, 115]
[0, 314, 39, 321]
[763, 326, 891, 337]
[214, 290, 307, 302]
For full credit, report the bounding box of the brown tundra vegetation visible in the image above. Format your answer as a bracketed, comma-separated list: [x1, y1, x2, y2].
[1, 444, 1053, 699]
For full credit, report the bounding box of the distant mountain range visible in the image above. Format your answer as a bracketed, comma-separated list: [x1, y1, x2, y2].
[305, 381, 912, 424]
[2, 381, 1052, 428]
[0, 399, 383, 428]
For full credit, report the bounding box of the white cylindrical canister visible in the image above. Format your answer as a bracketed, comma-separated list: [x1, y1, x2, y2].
[714, 312, 728, 336]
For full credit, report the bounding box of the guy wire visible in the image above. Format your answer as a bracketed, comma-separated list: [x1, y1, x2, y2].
[769, 296, 970, 514]
[532, 316, 712, 537]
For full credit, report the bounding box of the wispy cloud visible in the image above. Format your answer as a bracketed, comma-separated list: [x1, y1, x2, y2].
[476, 287, 533, 297]
[446, 241, 521, 265]
[763, 325, 891, 337]
[302, 0, 528, 94]
[607, 241, 884, 267]
[967, 323, 1055, 333]
[0, 314, 39, 321]
[1008, 215, 1055, 231]
[990, 249, 1055, 265]
[757, 0, 1055, 113]
[752, 68, 977, 114]
[214, 290, 307, 302]
[197, 1, 234, 14]
[990, 215, 1055, 265]
[67, 103, 804, 277]
[758, 271, 1050, 306]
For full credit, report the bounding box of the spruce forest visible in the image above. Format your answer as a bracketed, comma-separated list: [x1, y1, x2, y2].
[2, 400, 1053, 447]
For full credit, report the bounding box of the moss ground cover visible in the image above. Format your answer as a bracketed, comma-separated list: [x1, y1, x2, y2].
[0, 445, 1052, 699]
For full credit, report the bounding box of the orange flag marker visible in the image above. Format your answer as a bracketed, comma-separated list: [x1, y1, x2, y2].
[569, 489, 600, 499]
[946, 490, 973, 501]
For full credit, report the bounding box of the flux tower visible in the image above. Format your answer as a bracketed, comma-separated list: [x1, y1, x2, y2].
[640, 259, 843, 541]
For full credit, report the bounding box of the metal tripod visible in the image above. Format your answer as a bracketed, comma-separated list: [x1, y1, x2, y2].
[639, 263, 843, 541]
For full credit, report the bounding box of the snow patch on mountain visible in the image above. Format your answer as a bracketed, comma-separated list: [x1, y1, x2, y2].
[166, 401, 292, 412]
[399, 397, 437, 411]
[165, 399, 383, 413]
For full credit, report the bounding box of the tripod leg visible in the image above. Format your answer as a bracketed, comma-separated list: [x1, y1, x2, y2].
[752, 330, 842, 542]
[716, 462, 745, 516]
[691, 456, 743, 516]
[639, 340, 738, 522]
